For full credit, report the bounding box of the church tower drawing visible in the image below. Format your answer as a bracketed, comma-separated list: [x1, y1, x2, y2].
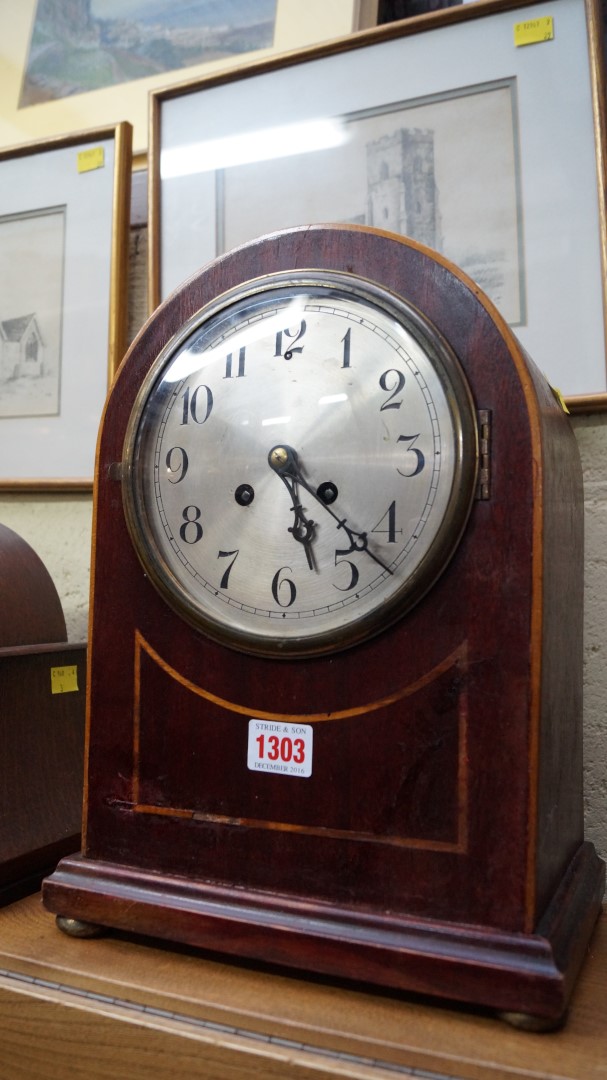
[366, 129, 441, 250]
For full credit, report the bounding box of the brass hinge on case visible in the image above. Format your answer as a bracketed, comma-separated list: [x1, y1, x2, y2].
[476, 409, 491, 500]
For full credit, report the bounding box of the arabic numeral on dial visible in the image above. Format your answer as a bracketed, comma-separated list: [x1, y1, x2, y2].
[333, 549, 360, 592]
[179, 505, 203, 544]
[271, 566, 296, 607]
[217, 549, 239, 589]
[165, 446, 188, 483]
[397, 434, 425, 477]
[371, 500, 401, 543]
[180, 384, 213, 425]
[379, 369, 405, 410]
[341, 327, 351, 368]
[224, 346, 246, 379]
[275, 320, 306, 360]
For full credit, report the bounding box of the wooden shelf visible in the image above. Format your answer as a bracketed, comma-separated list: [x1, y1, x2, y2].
[0, 895, 604, 1080]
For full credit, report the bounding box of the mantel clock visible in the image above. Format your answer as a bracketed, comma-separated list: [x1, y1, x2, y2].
[42, 225, 604, 1028]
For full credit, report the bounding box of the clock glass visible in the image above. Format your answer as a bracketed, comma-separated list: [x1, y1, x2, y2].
[123, 271, 478, 655]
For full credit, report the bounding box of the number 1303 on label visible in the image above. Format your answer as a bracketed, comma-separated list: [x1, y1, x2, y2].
[247, 719, 313, 777]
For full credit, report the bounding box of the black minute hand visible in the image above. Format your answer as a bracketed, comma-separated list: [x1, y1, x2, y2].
[267, 445, 393, 576]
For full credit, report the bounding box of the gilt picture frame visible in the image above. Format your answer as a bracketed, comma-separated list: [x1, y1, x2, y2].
[0, 2, 372, 154]
[0, 124, 132, 489]
[149, 0, 607, 408]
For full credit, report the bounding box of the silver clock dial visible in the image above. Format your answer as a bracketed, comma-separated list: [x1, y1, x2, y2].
[123, 272, 478, 655]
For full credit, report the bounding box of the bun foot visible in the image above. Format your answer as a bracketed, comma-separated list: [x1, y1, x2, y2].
[55, 914, 105, 939]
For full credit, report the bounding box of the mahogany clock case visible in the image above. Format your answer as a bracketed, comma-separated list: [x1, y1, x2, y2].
[42, 226, 605, 1025]
[0, 522, 85, 903]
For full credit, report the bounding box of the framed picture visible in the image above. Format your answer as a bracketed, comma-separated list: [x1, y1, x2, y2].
[0, 2, 374, 155]
[0, 124, 132, 490]
[149, 0, 607, 409]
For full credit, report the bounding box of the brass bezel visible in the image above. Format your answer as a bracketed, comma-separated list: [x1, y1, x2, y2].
[122, 270, 479, 657]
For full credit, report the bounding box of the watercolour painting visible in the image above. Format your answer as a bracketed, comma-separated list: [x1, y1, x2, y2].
[20, 0, 277, 105]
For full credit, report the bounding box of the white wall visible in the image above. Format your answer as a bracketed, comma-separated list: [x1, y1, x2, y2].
[572, 413, 607, 859]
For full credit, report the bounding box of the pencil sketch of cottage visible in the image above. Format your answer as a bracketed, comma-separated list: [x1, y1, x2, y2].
[0, 314, 45, 381]
[0, 206, 64, 419]
[366, 129, 442, 251]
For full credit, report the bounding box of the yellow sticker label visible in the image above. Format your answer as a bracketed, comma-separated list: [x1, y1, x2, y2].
[77, 146, 105, 173]
[51, 665, 79, 694]
[549, 383, 570, 414]
[514, 16, 554, 46]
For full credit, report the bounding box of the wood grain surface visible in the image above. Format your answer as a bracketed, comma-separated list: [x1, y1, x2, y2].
[0, 644, 85, 898]
[0, 521, 85, 899]
[0, 523, 66, 647]
[0, 896, 605, 1079]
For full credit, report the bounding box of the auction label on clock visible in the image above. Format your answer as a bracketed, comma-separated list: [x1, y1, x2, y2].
[247, 719, 313, 777]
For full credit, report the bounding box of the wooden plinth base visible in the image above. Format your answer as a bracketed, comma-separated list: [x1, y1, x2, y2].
[42, 842, 604, 1027]
[1, 893, 606, 1079]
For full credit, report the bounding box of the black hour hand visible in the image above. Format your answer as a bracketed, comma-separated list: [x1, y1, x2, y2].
[268, 445, 316, 570]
